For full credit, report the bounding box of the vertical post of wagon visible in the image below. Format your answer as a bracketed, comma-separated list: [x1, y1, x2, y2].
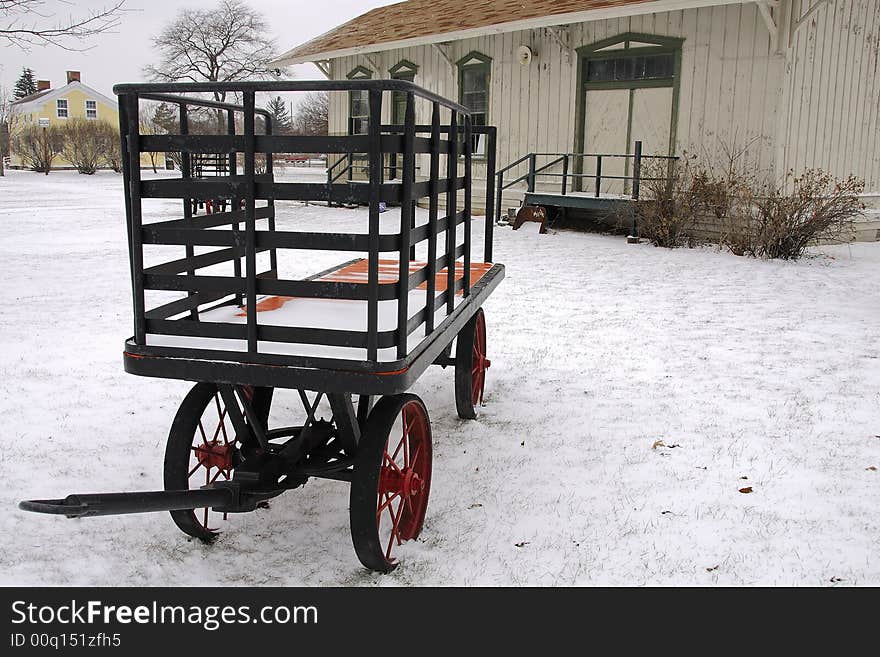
[243, 91, 258, 354]
[179, 103, 199, 319]
[367, 89, 382, 362]
[445, 111, 459, 315]
[118, 94, 137, 343]
[484, 126, 496, 263]
[426, 102, 440, 336]
[397, 92, 415, 360]
[263, 113, 278, 277]
[123, 94, 146, 345]
[463, 114, 472, 298]
[227, 109, 242, 305]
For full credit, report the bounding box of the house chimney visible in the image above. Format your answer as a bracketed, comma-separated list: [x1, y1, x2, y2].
[66, 71, 81, 84]
[37, 80, 51, 91]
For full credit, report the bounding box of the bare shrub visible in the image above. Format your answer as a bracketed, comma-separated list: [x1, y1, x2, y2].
[62, 119, 118, 174]
[12, 124, 66, 174]
[727, 171, 864, 260]
[627, 155, 705, 248]
[104, 136, 123, 173]
[633, 138, 864, 259]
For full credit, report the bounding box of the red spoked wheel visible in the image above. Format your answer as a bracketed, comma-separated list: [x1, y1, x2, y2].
[350, 394, 433, 573]
[164, 383, 270, 542]
[455, 308, 490, 419]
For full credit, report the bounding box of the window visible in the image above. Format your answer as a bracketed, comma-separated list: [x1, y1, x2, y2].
[586, 52, 675, 83]
[85, 100, 97, 119]
[347, 66, 373, 135]
[390, 60, 418, 126]
[457, 52, 491, 155]
[56, 99, 68, 118]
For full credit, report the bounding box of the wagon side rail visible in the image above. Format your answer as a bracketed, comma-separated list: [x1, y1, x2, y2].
[116, 80, 499, 376]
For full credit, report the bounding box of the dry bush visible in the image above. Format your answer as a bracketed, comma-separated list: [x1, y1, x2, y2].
[62, 119, 118, 174]
[12, 124, 66, 174]
[626, 155, 705, 248]
[634, 139, 864, 260]
[726, 171, 864, 260]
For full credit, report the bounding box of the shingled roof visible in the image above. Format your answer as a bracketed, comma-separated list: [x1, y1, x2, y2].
[274, 0, 713, 65]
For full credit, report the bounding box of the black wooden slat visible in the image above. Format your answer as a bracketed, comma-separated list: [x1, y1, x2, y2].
[426, 103, 440, 335]
[397, 92, 416, 359]
[124, 94, 146, 344]
[463, 114, 472, 298]
[243, 91, 258, 354]
[144, 246, 268, 276]
[366, 89, 382, 362]
[144, 206, 272, 231]
[445, 112, 458, 316]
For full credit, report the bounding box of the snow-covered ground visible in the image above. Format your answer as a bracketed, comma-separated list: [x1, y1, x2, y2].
[1, 169, 878, 586]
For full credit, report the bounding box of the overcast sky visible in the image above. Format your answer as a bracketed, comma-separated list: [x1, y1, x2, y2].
[1, 0, 400, 97]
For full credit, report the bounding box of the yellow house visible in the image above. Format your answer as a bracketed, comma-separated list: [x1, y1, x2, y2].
[8, 71, 153, 170]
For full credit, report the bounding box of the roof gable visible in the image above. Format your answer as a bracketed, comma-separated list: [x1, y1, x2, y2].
[10, 81, 117, 113]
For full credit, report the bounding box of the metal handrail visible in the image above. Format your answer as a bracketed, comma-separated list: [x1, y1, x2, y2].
[495, 142, 679, 222]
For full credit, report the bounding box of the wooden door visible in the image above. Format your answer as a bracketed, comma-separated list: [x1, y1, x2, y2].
[583, 89, 629, 196]
[630, 86, 673, 183]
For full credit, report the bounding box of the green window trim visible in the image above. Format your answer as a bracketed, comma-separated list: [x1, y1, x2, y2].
[347, 66, 373, 135]
[390, 60, 418, 126]
[573, 32, 684, 190]
[389, 59, 419, 78]
[456, 51, 491, 157]
[346, 65, 373, 80]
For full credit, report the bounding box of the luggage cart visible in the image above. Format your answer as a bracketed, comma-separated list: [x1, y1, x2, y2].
[19, 80, 504, 573]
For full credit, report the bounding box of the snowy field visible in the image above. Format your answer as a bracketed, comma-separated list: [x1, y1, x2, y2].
[1, 169, 878, 586]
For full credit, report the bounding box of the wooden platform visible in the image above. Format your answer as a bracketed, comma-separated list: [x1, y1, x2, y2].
[524, 191, 635, 213]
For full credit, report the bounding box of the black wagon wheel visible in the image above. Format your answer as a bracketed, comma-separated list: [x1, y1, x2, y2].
[455, 308, 490, 420]
[350, 394, 433, 573]
[164, 382, 272, 542]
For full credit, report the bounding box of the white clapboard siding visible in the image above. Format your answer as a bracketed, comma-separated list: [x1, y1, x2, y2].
[780, 0, 880, 190]
[325, 1, 879, 194]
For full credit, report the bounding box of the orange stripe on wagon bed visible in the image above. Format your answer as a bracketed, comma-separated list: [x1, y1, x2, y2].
[238, 259, 492, 315]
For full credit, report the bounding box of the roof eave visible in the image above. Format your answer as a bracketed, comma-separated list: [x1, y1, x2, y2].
[271, 0, 743, 67]
[9, 81, 118, 113]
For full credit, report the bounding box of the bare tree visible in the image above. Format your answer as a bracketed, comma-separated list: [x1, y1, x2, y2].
[12, 123, 65, 174]
[0, 85, 10, 176]
[139, 103, 166, 173]
[293, 92, 328, 136]
[145, 0, 277, 107]
[1, 1, 126, 50]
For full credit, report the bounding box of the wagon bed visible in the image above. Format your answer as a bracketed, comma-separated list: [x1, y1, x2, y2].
[127, 255, 503, 394]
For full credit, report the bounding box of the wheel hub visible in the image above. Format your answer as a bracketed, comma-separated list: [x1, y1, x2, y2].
[194, 441, 234, 471]
[380, 467, 424, 498]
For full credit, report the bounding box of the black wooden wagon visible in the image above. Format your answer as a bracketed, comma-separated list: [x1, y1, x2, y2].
[20, 80, 504, 573]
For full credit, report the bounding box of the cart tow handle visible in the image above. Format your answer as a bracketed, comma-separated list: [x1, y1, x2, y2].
[19, 488, 234, 519]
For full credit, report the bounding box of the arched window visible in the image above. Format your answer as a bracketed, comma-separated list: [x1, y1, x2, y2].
[347, 66, 373, 135]
[457, 51, 491, 154]
[389, 60, 419, 126]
